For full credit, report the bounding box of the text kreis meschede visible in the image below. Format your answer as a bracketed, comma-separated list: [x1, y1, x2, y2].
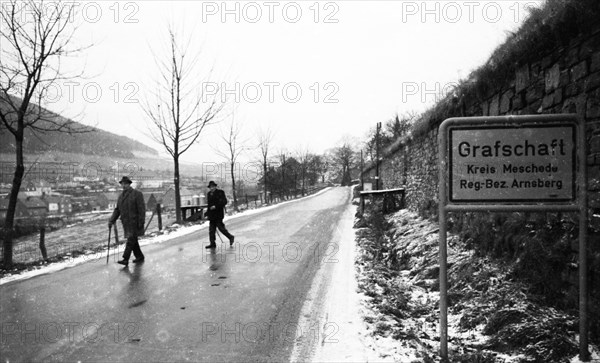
[465, 163, 559, 175]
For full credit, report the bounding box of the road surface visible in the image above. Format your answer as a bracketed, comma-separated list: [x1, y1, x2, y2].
[0, 187, 352, 362]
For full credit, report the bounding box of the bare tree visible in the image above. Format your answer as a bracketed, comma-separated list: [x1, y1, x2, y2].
[0, 0, 91, 267]
[276, 149, 288, 200]
[307, 153, 326, 185]
[295, 146, 311, 196]
[256, 126, 274, 203]
[330, 140, 356, 186]
[213, 115, 247, 212]
[142, 27, 224, 222]
[364, 112, 415, 164]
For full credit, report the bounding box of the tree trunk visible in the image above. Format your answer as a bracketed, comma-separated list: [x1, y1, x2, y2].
[341, 165, 350, 186]
[231, 161, 238, 212]
[263, 156, 268, 204]
[174, 155, 182, 222]
[3, 132, 24, 268]
[294, 173, 297, 198]
[281, 171, 284, 200]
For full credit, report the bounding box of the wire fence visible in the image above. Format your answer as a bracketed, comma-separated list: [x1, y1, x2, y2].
[1, 208, 176, 265]
[1, 185, 330, 266]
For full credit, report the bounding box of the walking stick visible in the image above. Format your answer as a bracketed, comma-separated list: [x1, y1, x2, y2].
[113, 225, 119, 261]
[106, 226, 112, 264]
[216, 229, 225, 243]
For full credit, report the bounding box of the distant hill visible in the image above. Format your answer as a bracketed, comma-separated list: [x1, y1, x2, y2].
[0, 97, 157, 158]
[0, 97, 260, 180]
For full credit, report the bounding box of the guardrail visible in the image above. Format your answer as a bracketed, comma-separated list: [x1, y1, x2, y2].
[359, 187, 406, 213]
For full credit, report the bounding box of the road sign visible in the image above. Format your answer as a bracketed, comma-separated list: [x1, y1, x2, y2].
[449, 124, 576, 202]
[437, 114, 588, 362]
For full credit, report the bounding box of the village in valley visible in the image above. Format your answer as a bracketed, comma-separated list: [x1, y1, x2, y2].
[0, 161, 262, 234]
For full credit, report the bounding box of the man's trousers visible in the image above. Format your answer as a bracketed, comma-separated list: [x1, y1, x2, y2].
[123, 235, 144, 260]
[209, 220, 233, 245]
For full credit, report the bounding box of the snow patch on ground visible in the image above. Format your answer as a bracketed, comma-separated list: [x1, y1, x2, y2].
[308, 199, 385, 362]
[353, 207, 600, 362]
[570, 342, 600, 363]
[0, 223, 209, 285]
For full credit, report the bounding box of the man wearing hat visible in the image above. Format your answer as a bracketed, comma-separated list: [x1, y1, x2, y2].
[108, 176, 146, 266]
[205, 180, 234, 249]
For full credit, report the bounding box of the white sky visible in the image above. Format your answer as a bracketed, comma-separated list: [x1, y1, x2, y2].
[36, 0, 541, 164]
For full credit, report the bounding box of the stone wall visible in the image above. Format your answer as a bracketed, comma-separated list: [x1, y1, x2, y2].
[366, 26, 600, 230]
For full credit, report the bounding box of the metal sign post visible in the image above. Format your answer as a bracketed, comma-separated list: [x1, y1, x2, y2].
[437, 114, 588, 361]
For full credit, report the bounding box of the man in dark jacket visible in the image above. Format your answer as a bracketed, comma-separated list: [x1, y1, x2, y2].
[205, 180, 234, 249]
[108, 176, 146, 266]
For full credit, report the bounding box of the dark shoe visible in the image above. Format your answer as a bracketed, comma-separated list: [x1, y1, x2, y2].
[117, 259, 128, 266]
[205, 244, 217, 249]
[132, 258, 145, 263]
[229, 235, 235, 246]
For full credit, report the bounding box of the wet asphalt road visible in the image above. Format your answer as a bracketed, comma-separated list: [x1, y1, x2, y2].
[0, 187, 351, 362]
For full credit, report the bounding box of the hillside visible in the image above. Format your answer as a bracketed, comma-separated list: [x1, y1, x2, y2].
[0, 98, 256, 178]
[0, 151, 228, 178]
[0, 97, 157, 159]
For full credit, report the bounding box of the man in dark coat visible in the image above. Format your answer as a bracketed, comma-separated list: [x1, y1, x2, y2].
[108, 176, 146, 266]
[205, 180, 234, 249]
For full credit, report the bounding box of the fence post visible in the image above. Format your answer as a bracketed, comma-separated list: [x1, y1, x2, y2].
[39, 226, 48, 261]
[156, 203, 162, 231]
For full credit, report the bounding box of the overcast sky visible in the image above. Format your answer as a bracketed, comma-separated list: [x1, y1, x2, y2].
[38, 0, 541, 164]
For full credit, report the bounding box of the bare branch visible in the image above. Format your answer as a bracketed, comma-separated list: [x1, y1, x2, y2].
[0, 0, 93, 267]
[141, 24, 226, 222]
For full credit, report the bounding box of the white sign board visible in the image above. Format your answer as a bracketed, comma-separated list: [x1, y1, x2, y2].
[449, 124, 576, 202]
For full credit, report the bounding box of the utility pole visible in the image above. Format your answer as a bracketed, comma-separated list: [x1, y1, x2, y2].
[360, 150, 364, 189]
[360, 149, 365, 213]
[282, 153, 286, 200]
[375, 122, 381, 190]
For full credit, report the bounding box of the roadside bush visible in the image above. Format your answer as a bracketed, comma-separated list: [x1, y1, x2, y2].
[485, 310, 577, 363]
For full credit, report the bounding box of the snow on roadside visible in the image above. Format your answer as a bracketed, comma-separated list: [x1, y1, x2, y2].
[309, 197, 385, 363]
[353, 208, 444, 362]
[354, 207, 600, 362]
[0, 222, 208, 285]
[0, 188, 332, 286]
[570, 346, 600, 363]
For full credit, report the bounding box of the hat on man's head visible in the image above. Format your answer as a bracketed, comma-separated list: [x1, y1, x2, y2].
[119, 176, 133, 185]
[207, 181, 218, 188]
